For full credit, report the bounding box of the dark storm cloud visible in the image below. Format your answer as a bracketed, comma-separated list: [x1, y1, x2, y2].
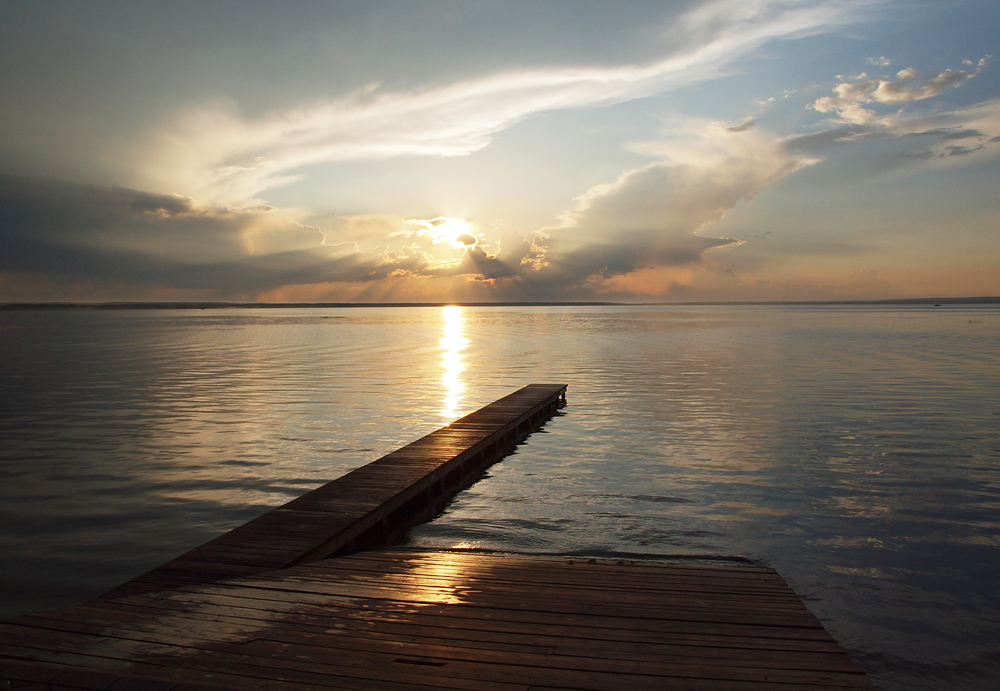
[526, 233, 732, 295]
[0, 176, 409, 295]
[1, 176, 242, 264]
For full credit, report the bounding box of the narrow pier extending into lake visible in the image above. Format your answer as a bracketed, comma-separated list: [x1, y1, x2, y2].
[0, 384, 873, 690]
[104, 383, 569, 599]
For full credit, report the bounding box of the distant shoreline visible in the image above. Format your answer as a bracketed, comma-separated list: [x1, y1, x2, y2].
[2, 297, 999, 310]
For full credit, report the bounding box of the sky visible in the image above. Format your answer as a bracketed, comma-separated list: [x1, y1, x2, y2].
[1, 0, 998, 303]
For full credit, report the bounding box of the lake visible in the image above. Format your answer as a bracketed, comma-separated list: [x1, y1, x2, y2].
[1, 304, 998, 690]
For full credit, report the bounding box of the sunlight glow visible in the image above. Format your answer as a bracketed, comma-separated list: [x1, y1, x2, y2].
[440, 305, 469, 421]
[428, 217, 476, 250]
[397, 554, 478, 606]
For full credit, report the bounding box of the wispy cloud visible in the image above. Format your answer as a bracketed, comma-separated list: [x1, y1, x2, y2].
[134, 0, 873, 205]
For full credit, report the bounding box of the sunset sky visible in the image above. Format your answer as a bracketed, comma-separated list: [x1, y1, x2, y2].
[1, 0, 998, 303]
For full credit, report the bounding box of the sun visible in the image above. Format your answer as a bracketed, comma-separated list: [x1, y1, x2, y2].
[427, 217, 476, 249]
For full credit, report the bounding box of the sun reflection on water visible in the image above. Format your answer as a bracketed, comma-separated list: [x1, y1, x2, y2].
[440, 305, 469, 421]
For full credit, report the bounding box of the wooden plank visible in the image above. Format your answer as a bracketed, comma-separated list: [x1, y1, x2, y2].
[99, 589, 843, 645]
[95, 599, 852, 652]
[0, 616, 869, 691]
[0, 629, 868, 691]
[184, 578, 824, 626]
[88, 589, 848, 652]
[18, 605, 862, 673]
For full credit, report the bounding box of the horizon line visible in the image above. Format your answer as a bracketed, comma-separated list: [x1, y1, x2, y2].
[2, 296, 999, 310]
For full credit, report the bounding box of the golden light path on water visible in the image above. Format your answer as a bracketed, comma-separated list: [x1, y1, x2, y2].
[439, 305, 468, 421]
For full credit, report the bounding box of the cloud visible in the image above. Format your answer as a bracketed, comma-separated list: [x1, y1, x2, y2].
[127, 0, 871, 205]
[726, 119, 757, 133]
[866, 56, 892, 66]
[903, 127, 985, 141]
[451, 231, 540, 280]
[871, 65, 983, 103]
[786, 56, 1000, 166]
[0, 175, 549, 300]
[479, 124, 808, 297]
[788, 97, 1000, 163]
[0, 175, 332, 265]
[943, 144, 985, 157]
[0, 175, 429, 296]
[0, 119, 809, 302]
[812, 58, 989, 125]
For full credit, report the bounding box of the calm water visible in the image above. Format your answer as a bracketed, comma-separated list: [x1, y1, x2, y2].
[1, 305, 998, 690]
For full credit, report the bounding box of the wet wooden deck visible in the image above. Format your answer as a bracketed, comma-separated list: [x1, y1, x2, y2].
[0, 550, 872, 690]
[0, 384, 874, 690]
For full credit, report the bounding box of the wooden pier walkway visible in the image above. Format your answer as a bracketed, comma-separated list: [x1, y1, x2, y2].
[0, 384, 874, 690]
[102, 383, 568, 598]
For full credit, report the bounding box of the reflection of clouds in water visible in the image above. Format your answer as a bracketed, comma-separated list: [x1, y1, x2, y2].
[440, 305, 469, 421]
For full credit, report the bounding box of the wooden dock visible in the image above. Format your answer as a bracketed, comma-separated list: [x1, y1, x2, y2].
[0, 384, 874, 690]
[102, 383, 568, 598]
